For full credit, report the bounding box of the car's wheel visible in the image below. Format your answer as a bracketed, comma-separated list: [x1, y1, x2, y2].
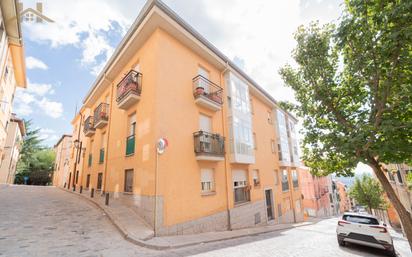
[337, 237, 345, 247]
[386, 246, 396, 257]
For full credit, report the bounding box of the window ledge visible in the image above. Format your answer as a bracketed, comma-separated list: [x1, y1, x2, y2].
[234, 201, 251, 207]
[125, 153, 135, 157]
[201, 191, 216, 196]
[123, 192, 134, 195]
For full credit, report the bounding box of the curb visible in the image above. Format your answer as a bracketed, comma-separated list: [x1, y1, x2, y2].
[59, 187, 315, 250]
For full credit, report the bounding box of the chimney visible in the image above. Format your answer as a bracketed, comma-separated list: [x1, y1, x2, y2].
[36, 2, 43, 13]
[36, 2, 43, 23]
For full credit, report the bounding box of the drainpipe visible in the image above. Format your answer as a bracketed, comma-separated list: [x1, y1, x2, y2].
[154, 148, 159, 236]
[220, 61, 231, 230]
[102, 73, 114, 196]
[72, 113, 83, 189]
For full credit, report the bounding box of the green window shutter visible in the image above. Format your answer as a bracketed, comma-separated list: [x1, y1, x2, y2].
[126, 135, 135, 156]
[99, 148, 105, 163]
[88, 154, 92, 167]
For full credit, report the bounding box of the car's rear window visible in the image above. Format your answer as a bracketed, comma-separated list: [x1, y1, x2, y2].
[343, 215, 379, 225]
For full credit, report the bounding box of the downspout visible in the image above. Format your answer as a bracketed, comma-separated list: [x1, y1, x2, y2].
[102, 73, 114, 195]
[154, 148, 159, 236]
[220, 61, 231, 230]
[72, 113, 83, 189]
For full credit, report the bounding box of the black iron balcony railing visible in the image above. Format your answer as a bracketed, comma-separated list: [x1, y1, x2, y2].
[193, 131, 225, 157]
[83, 116, 95, 134]
[94, 103, 109, 126]
[116, 70, 142, 103]
[192, 75, 223, 105]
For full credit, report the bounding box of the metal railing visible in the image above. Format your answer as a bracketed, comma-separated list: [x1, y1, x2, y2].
[94, 103, 109, 125]
[83, 116, 95, 134]
[117, 70, 142, 103]
[193, 131, 224, 156]
[234, 186, 250, 204]
[192, 75, 223, 105]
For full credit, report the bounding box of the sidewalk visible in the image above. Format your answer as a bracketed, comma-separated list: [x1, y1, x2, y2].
[61, 187, 319, 250]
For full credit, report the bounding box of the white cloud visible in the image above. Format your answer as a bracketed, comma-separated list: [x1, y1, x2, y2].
[37, 98, 64, 118]
[13, 80, 63, 119]
[26, 56, 48, 70]
[27, 80, 54, 96]
[22, 0, 140, 74]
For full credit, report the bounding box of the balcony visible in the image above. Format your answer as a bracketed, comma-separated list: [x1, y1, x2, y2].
[193, 131, 224, 161]
[193, 75, 223, 111]
[94, 103, 109, 129]
[117, 70, 142, 110]
[83, 116, 95, 137]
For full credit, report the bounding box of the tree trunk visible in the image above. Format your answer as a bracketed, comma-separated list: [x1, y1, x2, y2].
[367, 156, 412, 251]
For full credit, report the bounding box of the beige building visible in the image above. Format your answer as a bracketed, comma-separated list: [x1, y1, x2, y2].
[0, 113, 24, 183]
[0, 0, 26, 182]
[52, 135, 72, 188]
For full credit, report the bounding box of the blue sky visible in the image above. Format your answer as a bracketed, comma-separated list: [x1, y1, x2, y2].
[16, 0, 374, 175]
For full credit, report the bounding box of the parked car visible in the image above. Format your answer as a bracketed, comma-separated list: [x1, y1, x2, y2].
[336, 212, 396, 256]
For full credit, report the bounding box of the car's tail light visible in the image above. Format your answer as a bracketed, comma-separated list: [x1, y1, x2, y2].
[338, 220, 350, 226]
[370, 225, 388, 233]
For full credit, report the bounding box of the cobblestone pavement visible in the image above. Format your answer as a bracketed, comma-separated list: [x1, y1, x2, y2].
[0, 185, 410, 257]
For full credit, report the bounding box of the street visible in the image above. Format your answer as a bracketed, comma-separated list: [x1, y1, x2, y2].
[0, 185, 410, 257]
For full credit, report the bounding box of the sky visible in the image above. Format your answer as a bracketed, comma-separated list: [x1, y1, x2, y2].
[15, 0, 371, 175]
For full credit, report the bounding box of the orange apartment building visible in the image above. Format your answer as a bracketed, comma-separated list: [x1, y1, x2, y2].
[336, 181, 351, 213]
[299, 166, 333, 218]
[63, 0, 303, 236]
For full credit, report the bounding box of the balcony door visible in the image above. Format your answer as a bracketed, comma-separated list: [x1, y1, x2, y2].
[199, 114, 212, 153]
[198, 67, 210, 93]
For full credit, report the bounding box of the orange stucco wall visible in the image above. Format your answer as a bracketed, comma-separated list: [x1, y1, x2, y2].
[68, 27, 302, 229]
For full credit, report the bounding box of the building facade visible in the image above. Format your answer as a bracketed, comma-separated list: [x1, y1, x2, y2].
[336, 181, 351, 213]
[299, 166, 333, 218]
[383, 163, 412, 229]
[64, 0, 303, 236]
[52, 134, 72, 188]
[0, 0, 26, 182]
[0, 113, 24, 183]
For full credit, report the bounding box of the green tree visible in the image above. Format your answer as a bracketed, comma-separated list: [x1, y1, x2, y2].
[16, 120, 43, 174]
[349, 175, 387, 212]
[279, 0, 412, 247]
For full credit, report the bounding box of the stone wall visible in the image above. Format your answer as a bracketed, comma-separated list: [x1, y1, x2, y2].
[229, 200, 267, 229]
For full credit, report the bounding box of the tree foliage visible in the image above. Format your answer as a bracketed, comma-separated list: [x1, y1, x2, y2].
[15, 120, 55, 185]
[349, 175, 387, 211]
[280, 1, 412, 176]
[280, 0, 412, 246]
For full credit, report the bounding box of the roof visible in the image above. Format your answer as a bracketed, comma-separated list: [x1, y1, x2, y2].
[54, 134, 72, 148]
[10, 114, 25, 136]
[81, 0, 297, 122]
[20, 8, 54, 22]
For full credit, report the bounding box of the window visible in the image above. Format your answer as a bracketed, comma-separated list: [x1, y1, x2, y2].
[198, 66, 210, 93]
[126, 114, 136, 156]
[200, 168, 214, 193]
[292, 169, 299, 188]
[281, 169, 289, 192]
[396, 170, 403, 184]
[88, 153, 92, 167]
[97, 172, 103, 190]
[274, 170, 279, 185]
[124, 169, 134, 193]
[271, 140, 276, 153]
[199, 114, 212, 132]
[250, 98, 254, 114]
[253, 133, 257, 150]
[388, 170, 395, 181]
[233, 170, 250, 204]
[100, 132, 105, 164]
[277, 110, 291, 163]
[75, 171, 79, 184]
[267, 111, 272, 124]
[86, 174, 90, 189]
[343, 215, 379, 225]
[253, 169, 260, 187]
